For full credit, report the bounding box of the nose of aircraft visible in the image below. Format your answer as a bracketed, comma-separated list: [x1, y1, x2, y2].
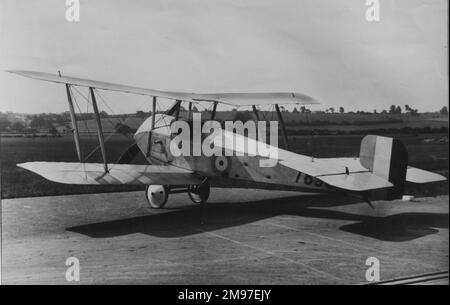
[134, 114, 175, 158]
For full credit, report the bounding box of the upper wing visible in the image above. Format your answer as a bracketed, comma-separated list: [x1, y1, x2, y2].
[7, 70, 318, 106]
[18, 162, 201, 185]
[7, 70, 195, 102]
[191, 92, 318, 106]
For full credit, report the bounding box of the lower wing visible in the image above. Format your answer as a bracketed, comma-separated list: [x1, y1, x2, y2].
[18, 162, 201, 185]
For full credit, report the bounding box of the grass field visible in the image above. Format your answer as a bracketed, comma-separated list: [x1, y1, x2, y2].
[1, 131, 448, 199]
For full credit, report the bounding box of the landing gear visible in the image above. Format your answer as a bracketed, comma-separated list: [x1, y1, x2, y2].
[145, 185, 169, 209]
[145, 182, 210, 208]
[187, 182, 210, 204]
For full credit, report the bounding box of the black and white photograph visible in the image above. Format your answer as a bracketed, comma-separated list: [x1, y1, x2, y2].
[0, 0, 448, 289]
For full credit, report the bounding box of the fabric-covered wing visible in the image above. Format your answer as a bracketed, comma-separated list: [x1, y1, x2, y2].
[8, 70, 195, 102]
[192, 92, 318, 106]
[7, 70, 318, 106]
[17, 162, 201, 185]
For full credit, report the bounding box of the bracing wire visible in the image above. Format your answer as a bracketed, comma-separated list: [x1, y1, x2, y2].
[94, 88, 151, 132]
[67, 87, 145, 163]
[71, 87, 92, 135]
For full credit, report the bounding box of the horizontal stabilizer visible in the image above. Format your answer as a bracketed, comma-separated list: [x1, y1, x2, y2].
[280, 157, 368, 177]
[279, 157, 392, 191]
[406, 167, 447, 184]
[17, 162, 201, 185]
[318, 172, 393, 192]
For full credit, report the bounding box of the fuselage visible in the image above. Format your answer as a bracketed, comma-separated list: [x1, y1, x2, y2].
[133, 114, 333, 193]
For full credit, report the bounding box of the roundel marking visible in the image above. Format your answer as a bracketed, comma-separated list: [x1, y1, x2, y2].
[212, 156, 232, 174]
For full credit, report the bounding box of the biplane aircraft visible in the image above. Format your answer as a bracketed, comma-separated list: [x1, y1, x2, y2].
[8, 70, 446, 208]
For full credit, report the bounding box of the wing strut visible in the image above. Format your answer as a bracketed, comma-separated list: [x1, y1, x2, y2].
[174, 100, 181, 120]
[65, 84, 82, 161]
[89, 87, 108, 173]
[188, 102, 193, 121]
[252, 105, 262, 140]
[211, 102, 218, 120]
[146, 96, 157, 157]
[166, 100, 181, 116]
[275, 104, 290, 150]
[151, 96, 157, 129]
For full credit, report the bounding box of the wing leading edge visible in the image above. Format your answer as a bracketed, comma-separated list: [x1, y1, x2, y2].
[17, 162, 201, 185]
[7, 70, 318, 106]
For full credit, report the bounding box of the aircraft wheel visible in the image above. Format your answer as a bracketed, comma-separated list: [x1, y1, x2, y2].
[145, 185, 169, 209]
[187, 182, 210, 204]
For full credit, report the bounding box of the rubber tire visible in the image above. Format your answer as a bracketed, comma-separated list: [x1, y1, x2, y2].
[145, 185, 169, 209]
[187, 182, 210, 204]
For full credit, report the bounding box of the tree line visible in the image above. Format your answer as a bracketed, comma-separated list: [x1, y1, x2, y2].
[1, 104, 448, 133]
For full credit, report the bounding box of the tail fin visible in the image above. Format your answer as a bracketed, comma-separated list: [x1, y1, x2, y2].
[359, 135, 408, 200]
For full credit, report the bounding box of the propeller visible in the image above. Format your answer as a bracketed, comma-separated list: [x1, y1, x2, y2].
[117, 143, 142, 164]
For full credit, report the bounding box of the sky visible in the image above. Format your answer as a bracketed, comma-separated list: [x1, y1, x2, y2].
[0, 0, 448, 114]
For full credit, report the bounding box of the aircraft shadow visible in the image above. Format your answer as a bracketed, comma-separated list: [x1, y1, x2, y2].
[67, 194, 448, 242]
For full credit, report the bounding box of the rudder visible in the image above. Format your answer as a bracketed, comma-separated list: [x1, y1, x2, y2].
[359, 135, 408, 200]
